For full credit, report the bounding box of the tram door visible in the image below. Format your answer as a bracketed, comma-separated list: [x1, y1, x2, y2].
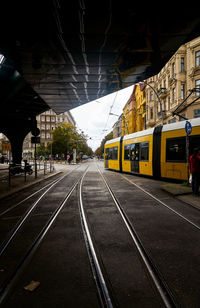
[130, 143, 139, 173]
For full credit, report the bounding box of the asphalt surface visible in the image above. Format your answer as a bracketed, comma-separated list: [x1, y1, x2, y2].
[0, 160, 199, 307]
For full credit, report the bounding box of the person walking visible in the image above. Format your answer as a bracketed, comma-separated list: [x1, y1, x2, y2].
[189, 148, 200, 196]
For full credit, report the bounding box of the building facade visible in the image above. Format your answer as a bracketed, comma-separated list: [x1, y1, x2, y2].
[23, 110, 75, 157]
[134, 83, 146, 131]
[122, 90, 136, 136]
[113, 114, 122, 138]
[145, 36, 200, 128]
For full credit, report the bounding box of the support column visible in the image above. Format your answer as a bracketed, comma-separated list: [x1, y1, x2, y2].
[0, 117, 38, 165]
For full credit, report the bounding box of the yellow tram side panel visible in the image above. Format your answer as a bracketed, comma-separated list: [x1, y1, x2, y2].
[122, 135, 153, 176]
[160, 127, 200, 181]
[104, 141, 120, 171]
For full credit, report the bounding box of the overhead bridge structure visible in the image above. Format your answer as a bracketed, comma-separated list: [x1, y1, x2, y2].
[0, 0, 200, 163]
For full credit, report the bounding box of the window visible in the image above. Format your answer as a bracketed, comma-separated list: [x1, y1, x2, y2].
[130, 143, 139, 161]
[181, 57, 184, 72]
[105, 147, 118, 160]
[181, 84, 185, 100]
[46, 116, 50, 122]
[194, 109, 200, 118]
[150, 91, 153, 101]
[113, 147, 118, 160]
[172, 62, 175, 77]
[140, 142, 149, 161]
[168, 118, 176, 124]
[46, 133, 51, 139]
[195, 51, 200, 67]
[172, 88, 176, 103]
[150, 108, 153, 119]
[124, 145, 130, 160]
[51, 117, 55, 122]
[179, 114, 185, 121]
[166, 137, 186, 162]
[195, 79, 200, 96]
[105, 148, 109, 160]
[108, 148, 113, 160]
[41, 116, 45, 122]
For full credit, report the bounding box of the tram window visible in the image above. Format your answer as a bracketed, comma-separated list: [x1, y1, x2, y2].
[113, 147, 118, 160]
[124, 145, 130, 160]
[108, 148, 113, 160]
[190, 135, 200, 155]
[166, 137, 186, 162]
[105, 148, 109, 160]
[140, 142, 149, 161]
[130, 143, 139, 161]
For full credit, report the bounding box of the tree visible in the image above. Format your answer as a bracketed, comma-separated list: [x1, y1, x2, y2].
[36, 143, 50, 158]
[95, 131, 113, 157]
[49, 123, 93, 159]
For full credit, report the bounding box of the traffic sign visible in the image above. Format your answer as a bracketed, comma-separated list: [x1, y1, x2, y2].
[31, 127, 40, 137]
[185, 121, 192, 135]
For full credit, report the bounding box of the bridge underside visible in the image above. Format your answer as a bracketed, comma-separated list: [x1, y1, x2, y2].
[0, 1, 200, 162]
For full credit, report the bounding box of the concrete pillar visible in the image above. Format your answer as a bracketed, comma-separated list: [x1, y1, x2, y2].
[0, 118, 37, 165]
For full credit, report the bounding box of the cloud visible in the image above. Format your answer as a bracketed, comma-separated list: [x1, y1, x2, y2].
[71, 86, 133, 151]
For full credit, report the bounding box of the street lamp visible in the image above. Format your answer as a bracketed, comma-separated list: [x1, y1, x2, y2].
[144, 81, 164, 125]
[109, 112, 120, 117]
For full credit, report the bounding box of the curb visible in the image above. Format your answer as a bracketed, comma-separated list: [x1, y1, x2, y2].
[0, 171, 63, 201]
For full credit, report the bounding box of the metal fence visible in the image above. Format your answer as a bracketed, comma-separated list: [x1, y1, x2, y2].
[0, 160, 54, 187]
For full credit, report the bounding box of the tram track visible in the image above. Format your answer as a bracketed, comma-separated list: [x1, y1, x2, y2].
[120, 174, 200, 232]
[0, 165, 81, 217]
[0, 166, 82, 259]
[96, 165, 176, 308]
[97, 163, 200, 307]
[0, 165, 89, 305]
[1, 161, 200, 306]
[0, 163, 116, 307]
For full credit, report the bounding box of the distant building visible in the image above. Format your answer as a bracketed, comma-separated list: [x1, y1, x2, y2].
[145, 36, 200, 128]
[113, 114, 122, 138]
[23, 109, 75, 158]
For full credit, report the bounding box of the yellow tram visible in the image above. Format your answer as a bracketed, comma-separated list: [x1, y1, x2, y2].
[104, 118, 200, 181]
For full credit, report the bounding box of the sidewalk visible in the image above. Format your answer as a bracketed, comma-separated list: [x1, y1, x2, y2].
[0, 167, 62, 201]
[161, 183, 200, 209]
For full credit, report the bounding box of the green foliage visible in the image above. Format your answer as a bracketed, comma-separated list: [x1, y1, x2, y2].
[36, 143, 50, 158]
[95, 131, 113, 157]
[49, 123, 93, 158]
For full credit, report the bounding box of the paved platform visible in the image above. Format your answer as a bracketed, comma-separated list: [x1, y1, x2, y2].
[0, 164, 63, 201]
[161, 182, 200, 209]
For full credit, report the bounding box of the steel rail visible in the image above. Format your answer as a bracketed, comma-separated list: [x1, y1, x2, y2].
[79, 167, 113, 308]
[0, 166, 88, 305]
[121, 174, 200, 232]
[0, 167, 80, 257]
[0, 166, 80, 217]
[97, 166, 177, 308]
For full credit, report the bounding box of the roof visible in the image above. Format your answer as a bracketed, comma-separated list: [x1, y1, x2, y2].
[162, 118, 200, 132]
[105, 137, 121, 145]
[1, 2, 200, 118]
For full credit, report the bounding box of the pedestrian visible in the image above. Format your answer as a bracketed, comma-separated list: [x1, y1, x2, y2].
[189, 148, 200, 196]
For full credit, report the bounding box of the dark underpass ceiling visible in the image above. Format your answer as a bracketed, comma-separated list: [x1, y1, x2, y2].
[1, 1, 200, 118]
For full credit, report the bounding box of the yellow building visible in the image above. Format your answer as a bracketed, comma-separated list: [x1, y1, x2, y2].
[121, 83, 146, 136]
[122, 92, 136, 136]
[134, 83, 146, 131]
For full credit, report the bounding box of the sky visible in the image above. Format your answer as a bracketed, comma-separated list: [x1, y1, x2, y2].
[70, 85, 134, 151]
